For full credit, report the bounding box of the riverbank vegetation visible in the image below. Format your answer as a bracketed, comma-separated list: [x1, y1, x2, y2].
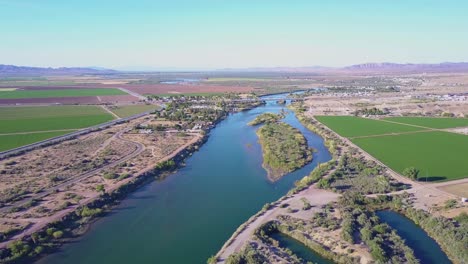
[321, 152, 407, 194]
[338, 193, 419, 263]
[248, 112, 283, 126]
[233, 193, 426, 264]
[356, 193, 467, 264]
[256, 122, 313, 181]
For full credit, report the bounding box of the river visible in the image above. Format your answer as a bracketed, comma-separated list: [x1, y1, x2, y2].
[38, 93, 332, 264]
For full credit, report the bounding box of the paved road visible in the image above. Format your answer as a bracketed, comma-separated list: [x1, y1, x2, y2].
[118, 87, 147, 100]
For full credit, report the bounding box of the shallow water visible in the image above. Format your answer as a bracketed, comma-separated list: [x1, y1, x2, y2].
[39, 94, 331, 264]
[270, 232, 334, 264]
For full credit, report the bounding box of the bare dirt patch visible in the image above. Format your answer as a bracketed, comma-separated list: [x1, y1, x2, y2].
[438, 182, 468, 197]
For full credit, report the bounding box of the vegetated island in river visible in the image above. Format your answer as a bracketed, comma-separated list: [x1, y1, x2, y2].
[248, 112, 284, 126]
[255, 116, 313, 181]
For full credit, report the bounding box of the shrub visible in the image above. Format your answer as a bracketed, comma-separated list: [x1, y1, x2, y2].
[52, 230, 64, 239]
[402, 167, 419, 180]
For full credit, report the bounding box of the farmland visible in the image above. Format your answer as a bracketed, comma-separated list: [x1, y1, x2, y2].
[0, 131, 70, 151]
[315, 116, 468, 181]
[384, 117, 468, 129]
[108, 104, 159, 118]
[122, 84, 253, 95]
[0, 88, 126, 99]
[315, 116, 423, 137]
[352, 131, 468, 181]
[0, 106, 115, 151]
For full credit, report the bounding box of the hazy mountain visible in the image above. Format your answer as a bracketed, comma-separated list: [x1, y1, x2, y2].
[2, 62, 468, 76]
[0, 64, 116, 76]
[343, 62, 468, 73]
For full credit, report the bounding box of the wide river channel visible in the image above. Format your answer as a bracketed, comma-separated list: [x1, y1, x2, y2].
[39, 93, 332, 264]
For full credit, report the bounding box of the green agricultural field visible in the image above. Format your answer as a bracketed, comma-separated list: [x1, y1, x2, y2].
[0, 105, 115, 151]
[0, 88, 126, 99]
[352, 131, 468, 181]
[0, 106, 115, 134]
[315, 115, 468, 181]
[384, 117, 468, 129]
[315, 116, 424, 137]
[109, 104, 158, 118]
[0, 131, 71, 151]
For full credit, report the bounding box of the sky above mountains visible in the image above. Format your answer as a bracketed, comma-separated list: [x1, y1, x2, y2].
[1, 0, 467, 70]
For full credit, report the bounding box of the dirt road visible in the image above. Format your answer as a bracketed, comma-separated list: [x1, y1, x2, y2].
[216, 187, 340, 262]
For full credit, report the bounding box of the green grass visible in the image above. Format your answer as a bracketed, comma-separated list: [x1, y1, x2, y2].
[384, 117, 468, 129]
[0, 106, 115, 133]
[315, 116, 424, 137]
[0, 88, 126, 99]
[352, 131, 468, 181]
[0, 131, 72, 151]
[109, 105, 159, 118]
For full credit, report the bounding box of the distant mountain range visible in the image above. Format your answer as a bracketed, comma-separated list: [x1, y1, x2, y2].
[0, 64, 116, 76]
[342, 62, 468, 73]
[1, 62, 468, 75]
[220, 62, 468, 74]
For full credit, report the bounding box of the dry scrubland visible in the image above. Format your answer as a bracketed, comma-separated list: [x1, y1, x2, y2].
[0, 116, 201, 248]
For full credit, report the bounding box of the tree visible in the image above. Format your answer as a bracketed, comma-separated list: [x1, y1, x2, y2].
[52, 230, 64, 239]
[317, 178, 330, 189]
[95, 184, 105, 194]
[403, 167, 419, 180]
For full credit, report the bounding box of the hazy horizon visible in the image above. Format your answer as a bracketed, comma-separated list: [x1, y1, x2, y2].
[1, 0, 467, 69]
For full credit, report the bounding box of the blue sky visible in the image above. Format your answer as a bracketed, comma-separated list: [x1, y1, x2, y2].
[1, 0, 467, 69]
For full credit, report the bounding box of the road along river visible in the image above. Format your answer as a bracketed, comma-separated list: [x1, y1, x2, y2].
[38, 93, 331, 264]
